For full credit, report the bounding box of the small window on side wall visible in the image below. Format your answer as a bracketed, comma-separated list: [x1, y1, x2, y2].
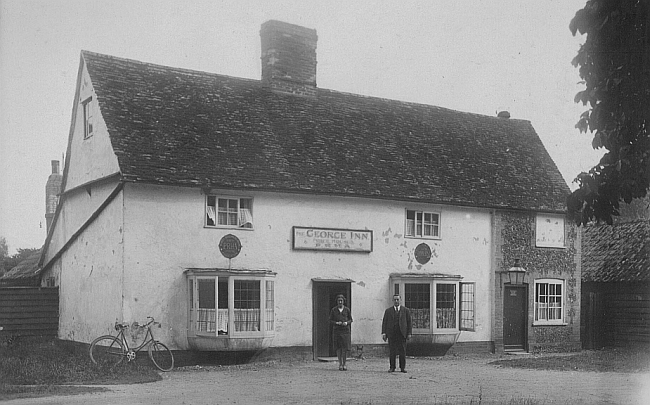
[535, 214, 565, 248]
[82, 97, 94, 139]
[405, 209, 440, 238]
[206, 196, 253, 229]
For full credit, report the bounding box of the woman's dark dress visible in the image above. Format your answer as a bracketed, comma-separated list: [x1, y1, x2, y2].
[329, 306, 353, 351]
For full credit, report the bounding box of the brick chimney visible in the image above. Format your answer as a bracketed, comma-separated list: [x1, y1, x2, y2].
[45, 160, 62, 233]
[260, 20, 318, 97]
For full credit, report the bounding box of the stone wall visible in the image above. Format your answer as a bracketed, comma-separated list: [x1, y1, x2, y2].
[493, 211, 581, 353]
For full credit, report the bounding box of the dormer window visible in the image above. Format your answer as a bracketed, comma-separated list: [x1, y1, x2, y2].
[82, 97, 94, 139]
[405, 209, 440, 238]
[206, 196, 253, 229]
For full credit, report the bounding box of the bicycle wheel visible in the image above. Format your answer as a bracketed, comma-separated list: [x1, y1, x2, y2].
[89, 335, 125, 367]
[148, 341, 174, 371]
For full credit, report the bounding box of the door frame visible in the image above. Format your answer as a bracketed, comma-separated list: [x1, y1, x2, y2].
[312, 280, 351, 360]
[503, 284, 528, 351]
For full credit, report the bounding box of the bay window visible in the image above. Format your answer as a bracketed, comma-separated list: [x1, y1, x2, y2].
[187, 269, 275, 338]
[391, 274, 467, 333]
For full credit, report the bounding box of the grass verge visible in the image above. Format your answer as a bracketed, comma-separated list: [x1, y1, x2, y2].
[489, 346, 650, 373]
[0, 336, 161, 400]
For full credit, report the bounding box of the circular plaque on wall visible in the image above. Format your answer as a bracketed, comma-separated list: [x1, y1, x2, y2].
[414, 243, 432, 264]
[219, 234, 242, 259]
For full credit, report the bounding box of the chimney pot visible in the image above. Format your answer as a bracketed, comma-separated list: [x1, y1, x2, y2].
[497, 111, 511, 119]
[51, 160, 60, 174]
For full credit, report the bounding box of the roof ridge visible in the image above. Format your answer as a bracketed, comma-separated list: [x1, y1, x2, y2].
[81, 50, 260, 84]
[317, 88, 531, 123]
[82, 50, 528, 123]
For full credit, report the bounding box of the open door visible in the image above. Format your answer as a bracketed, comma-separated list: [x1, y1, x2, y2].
[312, 280, 351, 360]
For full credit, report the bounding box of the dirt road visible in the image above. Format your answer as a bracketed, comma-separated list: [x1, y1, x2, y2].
[4, 355, 650, 404]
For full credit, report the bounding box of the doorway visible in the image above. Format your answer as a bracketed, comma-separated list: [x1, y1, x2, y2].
[503, 285, 527, 351]
[312, 280, 351, 360]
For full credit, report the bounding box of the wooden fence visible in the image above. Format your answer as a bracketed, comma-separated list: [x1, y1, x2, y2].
[0, 287, 59, 340]
[582, 282, 650, 348]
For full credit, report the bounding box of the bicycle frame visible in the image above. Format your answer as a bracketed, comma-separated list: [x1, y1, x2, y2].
[90, 316, 175, 371]
[115, 322, 157, 361]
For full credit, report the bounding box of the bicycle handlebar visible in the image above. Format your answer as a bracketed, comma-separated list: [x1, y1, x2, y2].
[114, 316, 159, 331]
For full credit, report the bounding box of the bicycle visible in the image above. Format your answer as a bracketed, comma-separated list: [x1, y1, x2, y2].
[89, 316, 174, 371]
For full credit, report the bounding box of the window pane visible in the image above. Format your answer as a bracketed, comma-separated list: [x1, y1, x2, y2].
[535, 281, 563, 322]
[406, 211, 415, 236]
[436, 284, 456, 328]
[217, 279, 228, 335]
[265, 281, 274, 331]
[240, 198, 253, 228]
[406, 219, 415, 236]
[189, 279, 194, 309]
[405, 283, 430, 329]
[206, 196, 217, 226]
[460, 283, 475, 331]
[234, 280, 260, 331]
[197, 279, 216, 332]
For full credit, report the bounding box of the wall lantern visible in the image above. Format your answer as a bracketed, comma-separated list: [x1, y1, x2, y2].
[507, 258, 527, 285]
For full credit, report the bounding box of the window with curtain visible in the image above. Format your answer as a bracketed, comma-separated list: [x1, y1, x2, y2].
[405, 283, 430, 329]
[436, 283, 456, 329]
[187, 272, 275, 338]
[534, 279, 564, 325]
[405, 209, 440, 238]
[394, 276, 463, 333]
[206, 196, 253, 228]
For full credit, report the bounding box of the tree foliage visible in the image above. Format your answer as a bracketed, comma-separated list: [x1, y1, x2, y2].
[0, 237, 40, 275]
[567, 0, 650, 225]
[0, 237, 8, 275]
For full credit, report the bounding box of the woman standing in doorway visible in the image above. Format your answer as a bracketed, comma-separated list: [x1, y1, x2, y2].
[329, 294, 353, 371]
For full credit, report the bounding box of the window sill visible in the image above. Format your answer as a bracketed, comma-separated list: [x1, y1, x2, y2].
[535, 245, 567, 249]
[404, 236, 441, 240]
[532, 322, 567, 327]
[188, 334, 274, 351]
[204, 226, 254, 231]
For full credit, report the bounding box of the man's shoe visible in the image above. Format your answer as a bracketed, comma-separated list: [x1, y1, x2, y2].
[400, 369, 407, 373]
[388, 368, 395, 372]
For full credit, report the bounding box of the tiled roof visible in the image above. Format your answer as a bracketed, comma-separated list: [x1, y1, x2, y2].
[582, 220, 650, 282]
[83, 51, 569, 211]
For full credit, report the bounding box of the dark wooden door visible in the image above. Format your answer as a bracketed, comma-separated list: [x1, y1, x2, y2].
[503, 285, 527, 351]
[312, 281, 350, 359]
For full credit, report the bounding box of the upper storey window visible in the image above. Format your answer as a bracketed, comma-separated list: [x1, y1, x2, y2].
[206, 196, 253, 229]
[535, 214, 565, 248]
[82, 97, 94, 139]
[405, 210, 440, 238]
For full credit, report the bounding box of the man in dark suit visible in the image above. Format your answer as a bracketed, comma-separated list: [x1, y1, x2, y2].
[381, 294, 412, 373]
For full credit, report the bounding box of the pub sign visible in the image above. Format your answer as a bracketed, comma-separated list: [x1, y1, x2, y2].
[292, 227, 373, 252]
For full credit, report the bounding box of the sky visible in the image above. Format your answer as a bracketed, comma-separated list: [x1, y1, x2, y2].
[0, 0, 603, 254]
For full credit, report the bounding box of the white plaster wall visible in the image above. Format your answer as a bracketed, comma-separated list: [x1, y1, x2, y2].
[65, 62, 120, 191]
[121, 184, 493, 350]
[55, 187, 125, 343]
